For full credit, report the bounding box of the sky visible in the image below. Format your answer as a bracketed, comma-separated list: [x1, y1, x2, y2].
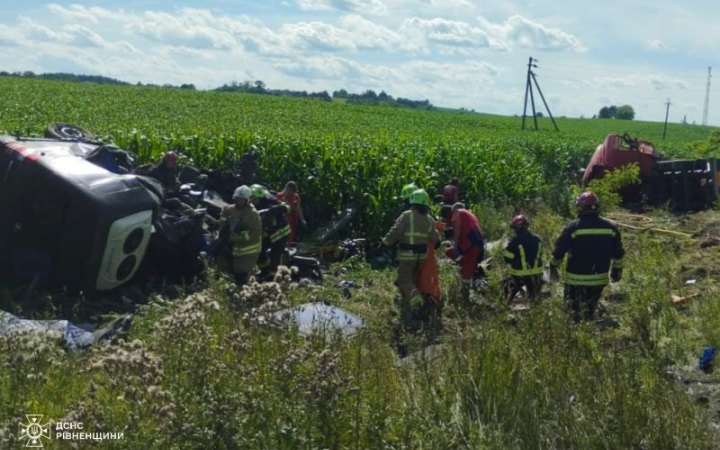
[1, 1, 719, 125]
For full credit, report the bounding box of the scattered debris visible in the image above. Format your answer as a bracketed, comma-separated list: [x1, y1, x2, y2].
[339, 280, 356, 298]
[273, 302, 364, 338]
[0, 310, 132, 350]
[671, 293, 699, 305]
[699, 347, 717, 373]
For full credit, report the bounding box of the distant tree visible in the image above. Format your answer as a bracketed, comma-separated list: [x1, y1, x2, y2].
[615, 104, 635, 120]
[598, 105, 620, 119]
[362, 89, 378, 100]
[180, 83, 196, 90]
[536, 111, 544, 118]
[253, 80, 266, 93]
[332, 89, 348, 98]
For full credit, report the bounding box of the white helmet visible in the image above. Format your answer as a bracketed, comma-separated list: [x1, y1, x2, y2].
[233, 185, 252, 200]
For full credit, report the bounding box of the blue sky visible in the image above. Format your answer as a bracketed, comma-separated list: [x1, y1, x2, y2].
[1, 1, 718, 125]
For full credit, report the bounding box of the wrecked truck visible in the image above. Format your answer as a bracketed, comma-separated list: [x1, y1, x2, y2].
[583, 133, 720, 210]
[0, 135, 158, 292]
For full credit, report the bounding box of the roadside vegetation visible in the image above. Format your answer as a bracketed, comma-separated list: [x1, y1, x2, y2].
[0, 77, 719, 449]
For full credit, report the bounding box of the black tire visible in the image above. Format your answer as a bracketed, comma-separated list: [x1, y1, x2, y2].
[44, 123, 97, 141]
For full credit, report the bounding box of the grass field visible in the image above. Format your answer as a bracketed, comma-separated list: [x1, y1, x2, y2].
[1, 77, 720, 449]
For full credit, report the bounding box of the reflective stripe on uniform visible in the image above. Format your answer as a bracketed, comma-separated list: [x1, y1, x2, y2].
[404, 214, 429, 243]
[397, 251, 427, 261]
[233, 241, 262, 256]
[612, 257, 624, 268]
[566, 271, 609, 286]
[509, 243, 543, 276]
[571, 228, 616, 238]
[269, 224, 291, 242]
[399, 213, 432, 260]
[503, 250, 514, 259]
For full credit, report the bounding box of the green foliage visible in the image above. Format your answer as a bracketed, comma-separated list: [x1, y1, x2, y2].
[0, 77, 713, 240]
[686, 129, 720, 158]
[573, 163, 641, 213]
[0, 77, 718, 449]
[615, 104, 636, 120]
[598, 104, 635, 120]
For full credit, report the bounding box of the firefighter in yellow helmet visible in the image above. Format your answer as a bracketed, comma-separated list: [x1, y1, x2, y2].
[400, 182, 418, 212]
[218, 185, 262, 285]
[383, 188, 439, 326]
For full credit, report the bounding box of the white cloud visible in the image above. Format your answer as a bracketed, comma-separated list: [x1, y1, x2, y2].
[646, 38, 666, 51]
[479, 15, 586, 52]
[398, 15, 583, 54]
[340, 14, 403, 50]
[281, 21, 358, 51]
[297, 0, 388, 15]
[0, 25, 18, 46]
[400, 17, 496, 51]
[592, 74, 690, 90]
[130, 9, 238, 50]
[273, 55, 361, 79]
[47, 4, 119, 24]
[64, 24, 108, 48]
[19, 17, 71, 44]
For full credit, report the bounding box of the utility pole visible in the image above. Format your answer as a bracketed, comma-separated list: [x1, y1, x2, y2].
[702, 66, 711, 126]
[663, 98, 671, 139]
[521, 57, 559, 131]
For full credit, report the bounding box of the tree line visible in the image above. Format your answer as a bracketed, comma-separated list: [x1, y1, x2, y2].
[597, 104, 635, 120]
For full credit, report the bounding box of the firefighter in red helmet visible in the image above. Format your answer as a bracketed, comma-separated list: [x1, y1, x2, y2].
[503, 214, 543, 302]
[550, 192, 624, 322]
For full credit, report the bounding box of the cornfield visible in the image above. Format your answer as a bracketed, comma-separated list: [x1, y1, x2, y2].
[0, 76, 712, 238]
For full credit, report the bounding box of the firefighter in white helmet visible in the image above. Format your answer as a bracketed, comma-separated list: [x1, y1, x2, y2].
[217, 185, 262, 285]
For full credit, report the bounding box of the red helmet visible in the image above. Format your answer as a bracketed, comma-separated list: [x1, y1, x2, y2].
[576, 191, 600, 211]
[510, 214, 529, 230]
[163, 151, 178, 164]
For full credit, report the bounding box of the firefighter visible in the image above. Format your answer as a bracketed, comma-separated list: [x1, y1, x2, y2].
[382, 188, 439, 326]
[550, 191, 624, 322]
[444, 202, 484, 298]
[503, 214, 543, 302]
[400, 182, 419, 212]
[148, 151, 180, 195]
[218, 185, 262, 285]
[249, 184, 291, 280]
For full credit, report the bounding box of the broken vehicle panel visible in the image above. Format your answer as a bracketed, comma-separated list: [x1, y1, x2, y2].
[0, 136, 157, 292]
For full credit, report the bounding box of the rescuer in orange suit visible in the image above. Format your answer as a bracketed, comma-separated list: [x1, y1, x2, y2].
[444, 202, 484, 298]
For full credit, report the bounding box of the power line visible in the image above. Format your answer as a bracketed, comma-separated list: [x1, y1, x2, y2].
[702, 66, 711, 126]
[663, 98, 671, 139]
[521, 57, 559, 131]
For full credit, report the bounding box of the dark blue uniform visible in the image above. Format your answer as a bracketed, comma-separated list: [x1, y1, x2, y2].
[552, 212, 624, 321]
[504, 229, 543, 301]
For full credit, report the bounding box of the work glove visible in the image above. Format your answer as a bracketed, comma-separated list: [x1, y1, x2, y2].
[549, 264, 559, 283]
[611, 267, 623, 283]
